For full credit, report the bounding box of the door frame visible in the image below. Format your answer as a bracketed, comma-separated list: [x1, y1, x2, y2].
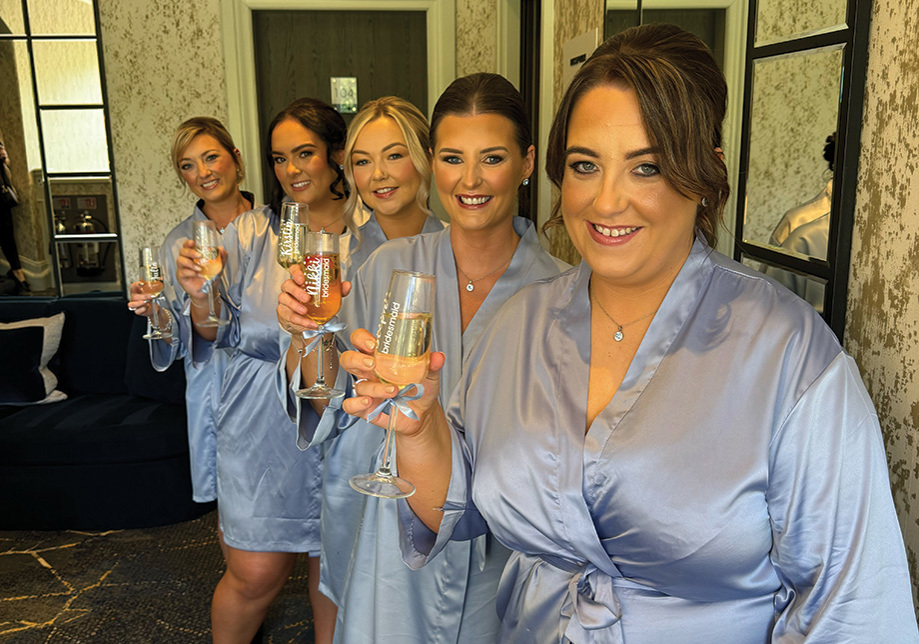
[221, 0, 456, 204]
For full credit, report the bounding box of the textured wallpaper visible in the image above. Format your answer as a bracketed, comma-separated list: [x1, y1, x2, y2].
[97, 0, 229, 291]
[457, 0, 498, 75]
[846, 0, 919, 611]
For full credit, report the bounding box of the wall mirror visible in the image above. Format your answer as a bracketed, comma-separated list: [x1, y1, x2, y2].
[734, 0, 872, 337]
[0, 0, 124, 297]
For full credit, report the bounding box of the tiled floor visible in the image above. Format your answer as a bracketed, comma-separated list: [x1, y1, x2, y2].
[0, 512, 313, 643]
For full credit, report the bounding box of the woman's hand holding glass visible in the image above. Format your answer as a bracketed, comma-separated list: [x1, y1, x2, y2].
[277, 227, 346, 399]
[176, 230, 228, 327]
[346, 270, 437, 498]
[339, 327, 446, 437]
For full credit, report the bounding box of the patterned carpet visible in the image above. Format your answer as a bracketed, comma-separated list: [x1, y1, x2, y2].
[0, 511, 314, 643]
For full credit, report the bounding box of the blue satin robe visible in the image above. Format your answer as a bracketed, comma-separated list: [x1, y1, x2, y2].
[149, 200, 244, 503]
[277, 211, 443, 602]
[402, 238, 918, 643]
[293, 217, 568, 643]
[213, 205, 322, 552]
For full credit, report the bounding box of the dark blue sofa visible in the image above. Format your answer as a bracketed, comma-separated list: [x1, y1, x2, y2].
[0, 295, 214, 530]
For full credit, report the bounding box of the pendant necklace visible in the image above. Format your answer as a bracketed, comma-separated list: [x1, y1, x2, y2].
[593, 294, 658, 342]
[456, 251, 515, 292]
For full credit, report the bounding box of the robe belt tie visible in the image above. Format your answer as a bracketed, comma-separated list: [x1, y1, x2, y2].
[539, 554, 624, 644]
[367, 384, 425, 423]
[299, 317, 346, 354]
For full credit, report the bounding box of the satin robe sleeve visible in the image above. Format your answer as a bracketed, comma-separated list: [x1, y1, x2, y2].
[399, 389, 491, 569]
[149, 216, 217, 369]
[767, 352, 917, 642]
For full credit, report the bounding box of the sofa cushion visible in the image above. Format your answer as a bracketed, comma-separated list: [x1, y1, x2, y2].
[124, 314, 187, 406]
[0, 394, 188, 465]
[0, 313, 67, 405]
[55, 298, 132, 396]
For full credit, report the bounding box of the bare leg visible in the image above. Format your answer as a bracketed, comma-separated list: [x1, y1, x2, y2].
[308, 554, 337, 644]
[211, 537, 296, 644]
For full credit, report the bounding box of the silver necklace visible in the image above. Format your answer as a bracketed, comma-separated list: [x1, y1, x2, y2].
[593, 295, 658, 342]
[456, 252, 514, 292]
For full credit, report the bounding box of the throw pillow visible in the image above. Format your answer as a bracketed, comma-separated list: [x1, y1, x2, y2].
[0, 312, 67, 405]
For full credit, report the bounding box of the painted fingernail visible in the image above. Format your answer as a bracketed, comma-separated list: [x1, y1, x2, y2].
[365, 339, 377, 351]
[385, 386, 396, 394]
[362, 358, 374, 368]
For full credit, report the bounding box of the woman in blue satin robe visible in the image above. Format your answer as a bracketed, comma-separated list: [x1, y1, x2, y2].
[278, 75, 569, 643]
[128, 117, 251, 508]
[341, 25, 918, 643]
[279, 96, 443, 626]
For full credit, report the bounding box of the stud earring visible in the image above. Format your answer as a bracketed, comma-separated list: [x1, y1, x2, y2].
[522, 178, 530, 187]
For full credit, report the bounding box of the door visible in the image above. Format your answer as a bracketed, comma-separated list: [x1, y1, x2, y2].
[252, 9, 428, 200]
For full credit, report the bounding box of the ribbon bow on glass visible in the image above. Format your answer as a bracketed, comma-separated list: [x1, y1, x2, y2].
[367, 384, 425, 422]
[299, 317, 347, 354]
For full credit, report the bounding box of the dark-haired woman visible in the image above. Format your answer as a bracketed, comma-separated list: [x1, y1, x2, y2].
[278, 75, 568, 642]
[277, 96, 443, 632]
[341, 25, 918, 643]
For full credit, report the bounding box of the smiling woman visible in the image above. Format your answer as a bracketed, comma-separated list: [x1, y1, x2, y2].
[348, 25, 918, 644]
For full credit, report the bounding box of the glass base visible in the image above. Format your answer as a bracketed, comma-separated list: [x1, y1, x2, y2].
[197, 317, 229, 328]
[349, 472, 415, 499]
[295, 384, 345, 400]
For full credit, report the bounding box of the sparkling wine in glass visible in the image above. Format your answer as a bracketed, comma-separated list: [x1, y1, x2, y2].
[294, 230, 345, 400]
[350, 270, 436, 499]
[139, 245, 166, 340]
[193, 220, 228, 327]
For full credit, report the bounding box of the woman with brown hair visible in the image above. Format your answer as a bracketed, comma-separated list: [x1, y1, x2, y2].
[340, 25, 917, 642]
[278, 74, 567, 642]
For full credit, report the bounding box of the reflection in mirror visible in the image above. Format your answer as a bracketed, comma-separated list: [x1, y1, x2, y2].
[41, 109, 110, 173]
[0, 38, 52, 293]
[743, 254, 826, 314]
[27, 0, 95, 36]
[33, 39, 103, 104]
[755, 0, 846, 47]
[0, 0, 23, 34]
[50, 179, 121, 292]
[744, 45, 842, 259]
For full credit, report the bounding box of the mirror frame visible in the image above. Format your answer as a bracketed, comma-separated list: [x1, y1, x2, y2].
[733, 0, 873, 340]
[0, 0, 125, 297]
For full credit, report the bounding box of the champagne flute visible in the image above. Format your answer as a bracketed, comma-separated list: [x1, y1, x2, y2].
[279, 202, 307, 265]
[350, 270, 436, 499]
[294, 229, 345, 399]
[139, 245, 166, 340]
[192, 220, 228, 327]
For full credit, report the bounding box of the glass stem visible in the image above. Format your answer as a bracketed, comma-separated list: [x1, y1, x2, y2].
[150, 296, 160, 332]
[314, 334, 328, 386]
[206, 279, 218, 320]
[378, 410, 398, 477]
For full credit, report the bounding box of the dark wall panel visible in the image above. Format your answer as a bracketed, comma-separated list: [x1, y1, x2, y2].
[253, 9, 428, 197]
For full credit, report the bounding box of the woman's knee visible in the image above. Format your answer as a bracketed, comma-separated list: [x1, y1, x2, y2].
[224, 551, 296, 600]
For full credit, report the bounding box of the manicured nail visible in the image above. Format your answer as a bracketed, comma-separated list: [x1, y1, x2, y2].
[385, 386, 396, 394]
[362, 358, 374, 368]
[365, 339, 377, 351]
